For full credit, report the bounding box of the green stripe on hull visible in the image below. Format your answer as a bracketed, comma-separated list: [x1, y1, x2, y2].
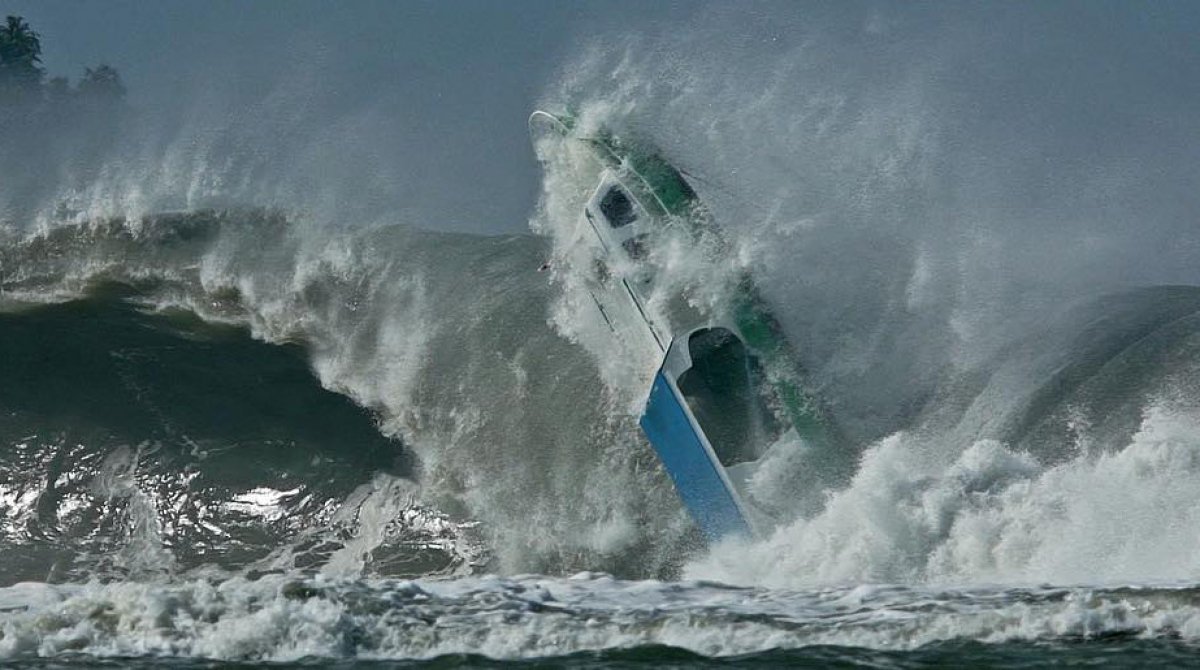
[732, 282, 829, 447]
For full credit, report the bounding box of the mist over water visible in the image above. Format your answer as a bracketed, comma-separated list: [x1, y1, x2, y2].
[3, 1, 1200, 665]
[548, 3, 1200, 429]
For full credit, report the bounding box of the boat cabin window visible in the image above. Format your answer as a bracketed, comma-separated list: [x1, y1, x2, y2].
[676, 328, 781, 467]
[599, 186, 637, 228]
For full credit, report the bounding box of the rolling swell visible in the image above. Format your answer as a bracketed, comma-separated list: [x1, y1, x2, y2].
[0, 209, 691, 583]
[0, 289, 423, 582]
[969, 285, 1200, 461]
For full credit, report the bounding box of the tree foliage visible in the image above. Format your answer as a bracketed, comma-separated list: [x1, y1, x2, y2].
[0, 15, 45, 97]
[1, 15, 127, 108]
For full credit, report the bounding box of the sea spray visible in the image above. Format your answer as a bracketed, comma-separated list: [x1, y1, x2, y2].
[688, 405, 1200, 587]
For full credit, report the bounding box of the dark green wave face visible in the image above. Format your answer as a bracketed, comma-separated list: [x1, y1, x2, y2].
[0, 290, 428, 582]
[0, 208, 695, 583]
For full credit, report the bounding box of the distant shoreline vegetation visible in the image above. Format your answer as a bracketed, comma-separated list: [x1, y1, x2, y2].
[1, 15, 125, 110]
[1, 15, 131, 227]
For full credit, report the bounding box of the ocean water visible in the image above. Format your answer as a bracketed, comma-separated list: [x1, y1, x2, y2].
[4, 208, 1200, 669]
[5, 3, 1200, 667]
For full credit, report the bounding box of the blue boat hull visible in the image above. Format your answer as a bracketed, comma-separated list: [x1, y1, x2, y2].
[639, 368, 753, 541]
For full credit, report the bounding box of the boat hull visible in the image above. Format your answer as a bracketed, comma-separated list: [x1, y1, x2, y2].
[640, 368, 754, 541]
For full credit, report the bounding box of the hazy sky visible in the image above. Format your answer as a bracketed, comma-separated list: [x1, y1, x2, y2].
[3, 0, 698, 232]
[4, 1, 1198, 241]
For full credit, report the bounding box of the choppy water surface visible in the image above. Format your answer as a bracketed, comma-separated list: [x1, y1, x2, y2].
[8, 574, 1200, 666]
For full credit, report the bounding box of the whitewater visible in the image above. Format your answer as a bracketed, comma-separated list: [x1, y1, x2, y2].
[4, 3, 1200, 667]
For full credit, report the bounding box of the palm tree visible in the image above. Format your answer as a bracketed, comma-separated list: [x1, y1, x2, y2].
[1, 16, 42, 64]
[0, 15, 45, 96]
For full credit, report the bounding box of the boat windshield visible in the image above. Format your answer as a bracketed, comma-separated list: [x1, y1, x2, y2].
[599, 186, 637, 228]
[676, 328, 781, 466]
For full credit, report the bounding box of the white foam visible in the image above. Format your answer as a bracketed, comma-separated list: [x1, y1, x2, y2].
[5, 574, 1200, 661]
[689, 405, 1200, 588]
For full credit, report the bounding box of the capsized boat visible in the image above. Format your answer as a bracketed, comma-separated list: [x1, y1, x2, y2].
[530, 110, 830, 541]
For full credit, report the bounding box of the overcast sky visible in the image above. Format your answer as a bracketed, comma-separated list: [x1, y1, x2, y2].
[3, 1, 1198, 240]
[3, 0, 699, 232]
